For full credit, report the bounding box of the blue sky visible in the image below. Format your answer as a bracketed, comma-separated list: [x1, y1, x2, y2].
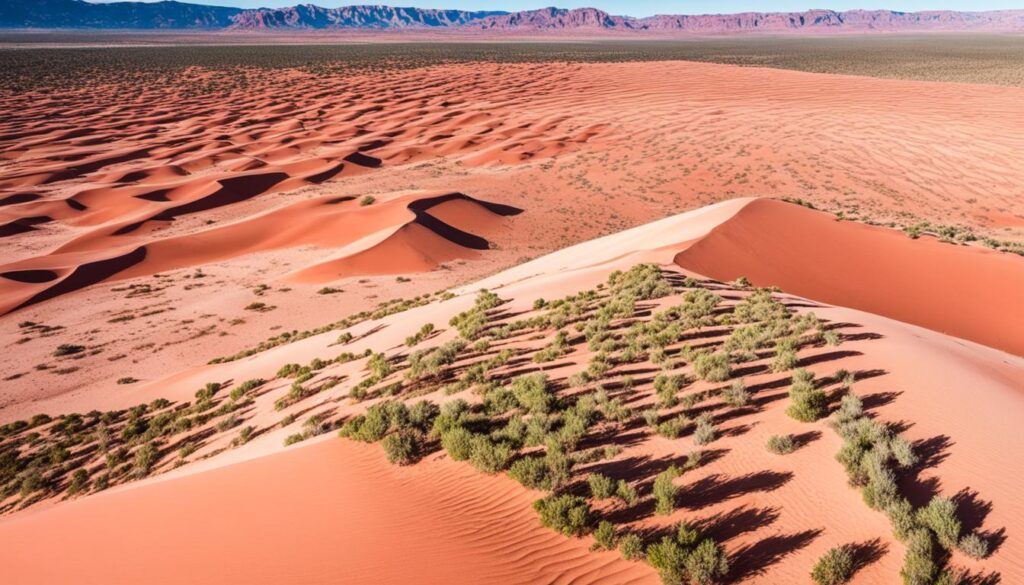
[94, 1, 1024, 17]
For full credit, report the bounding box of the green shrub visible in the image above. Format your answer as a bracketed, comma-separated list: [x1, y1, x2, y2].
[901, 529, 938, 585]
[620, 533, 644, 561]
[721, 379, 750, 408]
[592, 520, 618, 550]
[440, 427, 474, 461]
[654, 374, 683, 408]
[811, 546, 854, 585]
[772, 347, 798, 372]
[469, 435, 513, 473]
[512, 373, 554, 414]
[786, 369, 827, 422]
[653, 466, 680, 516]
[693, 415, 717, 446]
[693, 352, 730, 382]
[360, 195, 375, 206]
[616, 479, 639, 505]
[916, 496, 961, 550]
[646, 536, 687, 584]
[508, 455, 550, 489]
[67, 469, 90, 495]
[588, 473, 615, 499]
[283, 433, 305, 446]
[133, 442, 158, 478]
[383, 429, 424, 465]
[766, 434, 796, 454]
[533, 494, 592, 537]
[685, 538, 729, 585]
[958, 533, 989, 560]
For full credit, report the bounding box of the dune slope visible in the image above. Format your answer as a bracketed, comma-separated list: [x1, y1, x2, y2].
[674, 198, 1024, 356]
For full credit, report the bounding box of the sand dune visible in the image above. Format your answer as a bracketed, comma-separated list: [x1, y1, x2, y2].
[1, 198, 1020, 584]
[0, 191, 520, 313]
[673, 199, 1024, 356]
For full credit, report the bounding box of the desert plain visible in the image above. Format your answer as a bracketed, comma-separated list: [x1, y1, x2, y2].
[0, 36, 1022, 585]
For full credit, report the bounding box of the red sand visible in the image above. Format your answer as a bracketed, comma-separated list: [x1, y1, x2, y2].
[1, 58, 1023, 584]
[674, 198, 1024, 356]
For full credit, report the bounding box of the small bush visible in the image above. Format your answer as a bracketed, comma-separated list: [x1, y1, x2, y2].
[360, 195, 376, 206]
[469, 435, 513, 473]
[958, 533, 989, 560]
[653, 465, 680, 516]
[440, 427, 474, 461]
[383, 429, 424, 466]
[685, 538, 730, 585]
[588, 473, 615, 499]
[592, 520, 618, 550]
[901, 529, 938, 585]
[533, 494, 592, 537]
[786, 369, 827, 422]
[615, 479, 638, 505]
[811, 546, 854, 585]
[117, 377, 137, 385]
[693, 352, 730, 382]
[916, 496, 962, 550]
[721, 379, 750, 408]
[646, 536, 687, 584]
[620, 533, 644, 561]
[766, 434, 796, 454]
[693, 415, 717, 446]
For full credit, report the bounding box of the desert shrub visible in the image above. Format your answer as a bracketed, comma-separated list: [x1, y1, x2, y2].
[657, 417, 687, 439]
[533, 494, 592, 536]
[811, 546, 854, 585]
[588, 473, 615, 499]
[766, 434, 796, 454]
[786, 369, 827, 422]
[508, 455, 550, 489]
[654, 374, 683, 408]
[620, 533, 645, 561]
[901, 529, 938, 585]
[772, 347, 798, 372]
[133, 442, 158, 478]
[367, 352, 392, 379]
[469, 435, 513, 473]
[592, 520, 618, 550]
[67, 469, 90, 495]
[693, 415, 717, 446]
[685, 538, 729, 585]
[440, 427, 474, 461]
[283, 433, 305, 446]
[646, 536, 687, 585]
[958, 533, 989, 560]
[721, 379, 750, 408]
[916, 496, 961, 550]
[534, 330, 571, 363]
[885, 497, 918, 542]
[408, 400, 439, 432]
[360, 195, 375, 206]
[383, 429, 424, 466]
[653, 465, 680, 516]
[117, 377, 137, 385]
[407, 339, 466, 380]
[512, 373, 554, 414]
[693, 352, 730, 382]
[616, 479, 639, 505]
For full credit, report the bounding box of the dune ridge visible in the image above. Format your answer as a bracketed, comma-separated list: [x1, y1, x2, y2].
[0, 199, 1021, 584]
[0, 191, 520, 314]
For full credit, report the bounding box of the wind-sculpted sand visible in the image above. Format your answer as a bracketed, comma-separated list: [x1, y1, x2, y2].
[0, 54, 1023, 585]
[0, 199, 1021, 584]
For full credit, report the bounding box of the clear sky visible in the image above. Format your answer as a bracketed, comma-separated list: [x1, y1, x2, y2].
[93, 1, 1024, 18]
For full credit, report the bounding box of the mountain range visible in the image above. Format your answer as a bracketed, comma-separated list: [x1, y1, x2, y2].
[2, 1, 1023, 32]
